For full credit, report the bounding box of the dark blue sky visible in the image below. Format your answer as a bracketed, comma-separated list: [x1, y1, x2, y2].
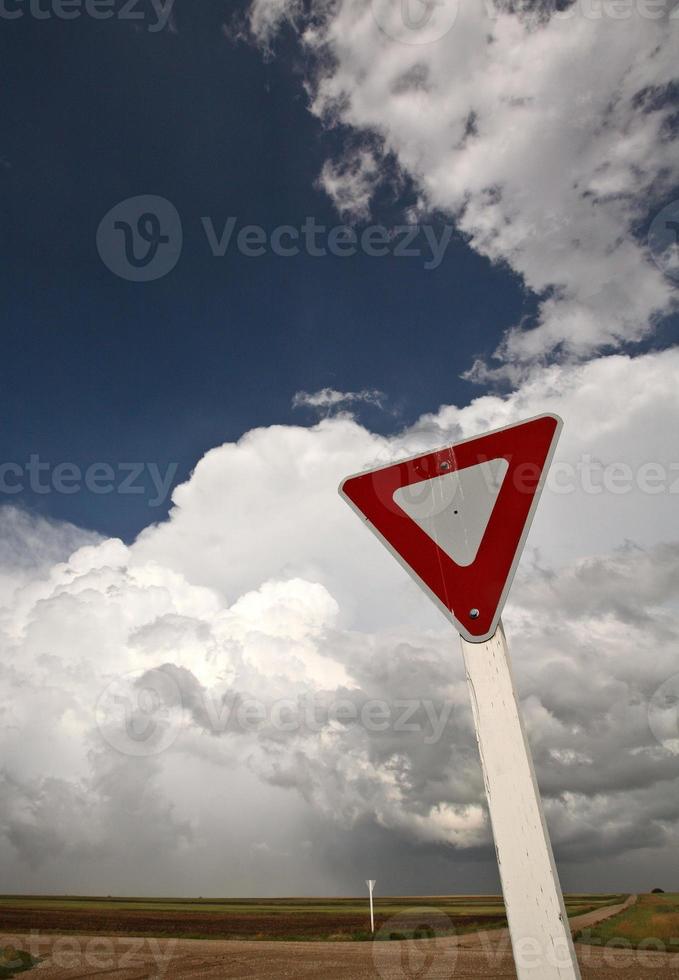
[1, 0, 660, 540]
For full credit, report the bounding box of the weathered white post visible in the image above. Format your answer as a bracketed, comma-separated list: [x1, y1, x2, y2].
[461, 623, 580, 979]
[366, 879, 376, 934]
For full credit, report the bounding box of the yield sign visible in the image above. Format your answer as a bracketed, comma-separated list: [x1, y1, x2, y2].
[339, 414, 561, 643]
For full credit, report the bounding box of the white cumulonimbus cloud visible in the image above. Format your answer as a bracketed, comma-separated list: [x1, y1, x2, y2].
[2, 0, 678, 894]
[3, 350, 679, 891]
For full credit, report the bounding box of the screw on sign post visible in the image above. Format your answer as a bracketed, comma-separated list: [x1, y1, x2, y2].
[340, 415, 581, 980]
[367, 879, 376, 934]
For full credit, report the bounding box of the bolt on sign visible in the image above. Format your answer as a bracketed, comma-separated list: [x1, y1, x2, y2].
[340, 415, 582, 980]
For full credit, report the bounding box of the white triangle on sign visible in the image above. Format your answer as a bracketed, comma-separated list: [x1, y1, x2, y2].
[393, 458, 509, 567]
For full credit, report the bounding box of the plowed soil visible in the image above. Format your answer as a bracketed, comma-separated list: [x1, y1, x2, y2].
[0, 907, 499, 942]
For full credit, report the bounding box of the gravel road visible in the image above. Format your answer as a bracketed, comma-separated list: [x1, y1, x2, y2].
[4, 894, 677, 979]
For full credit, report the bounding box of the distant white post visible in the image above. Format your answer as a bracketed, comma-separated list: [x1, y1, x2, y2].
[460, 622, 581, 980]
[366, 879, 376, 934]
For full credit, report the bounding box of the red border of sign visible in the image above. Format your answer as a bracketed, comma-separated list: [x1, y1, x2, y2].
[339, 414, 562, 642]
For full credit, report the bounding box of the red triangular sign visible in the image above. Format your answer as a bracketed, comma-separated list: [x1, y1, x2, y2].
[339, 414, 562, 643]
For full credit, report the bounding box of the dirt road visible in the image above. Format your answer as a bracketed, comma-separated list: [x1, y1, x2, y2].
[4, 894, 678, 979]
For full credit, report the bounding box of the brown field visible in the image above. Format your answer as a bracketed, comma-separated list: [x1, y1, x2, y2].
[0, 894, 618, 943]
[5, 894, 679, 978]
[0, 906, 429, 942]
[4, 899, 679, 979]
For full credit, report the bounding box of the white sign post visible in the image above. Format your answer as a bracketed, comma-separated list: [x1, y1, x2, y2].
[366, 879, 376, 934]
[341, 416, 581, 979]
[461, 624, 580, 979]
